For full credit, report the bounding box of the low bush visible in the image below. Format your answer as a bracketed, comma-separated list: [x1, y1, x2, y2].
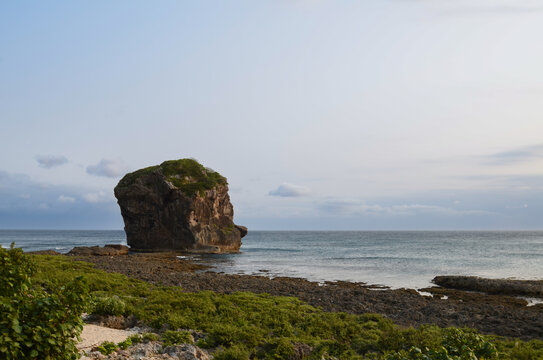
[0, 245, 89, 360]
[91, 295, 127, 316]
[161, 330, 194, 345]
[385, 328, 498, 359]
[142, 332, 160, 342]
[96, 341, 117, 355]
[213, 344, 251, 360]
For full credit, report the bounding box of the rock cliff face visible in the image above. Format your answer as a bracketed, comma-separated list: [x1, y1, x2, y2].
[114, 159, 247, 253]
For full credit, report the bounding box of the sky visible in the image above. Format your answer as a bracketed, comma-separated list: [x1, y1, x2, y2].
[1, 0, 543, 230]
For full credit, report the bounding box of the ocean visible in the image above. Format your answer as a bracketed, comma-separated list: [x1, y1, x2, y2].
[2, 230, 542, 289]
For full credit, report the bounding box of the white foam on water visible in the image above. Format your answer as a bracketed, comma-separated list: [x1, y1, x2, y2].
[522, 297, 543, 306]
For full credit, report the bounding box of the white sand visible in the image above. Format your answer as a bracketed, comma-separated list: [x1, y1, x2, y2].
[77, 324, 137, 351]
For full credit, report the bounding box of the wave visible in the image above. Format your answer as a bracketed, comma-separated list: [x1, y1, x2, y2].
[246, 247, 303, 253]
[326, 256, 430, 261]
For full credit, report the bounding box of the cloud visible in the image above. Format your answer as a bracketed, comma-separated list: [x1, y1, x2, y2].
[483, 144, 543, 165]
[86, 159, 127, 178]
[317, 199, 493, 217]
[505, 204, 529, 209]
[83, 191, 112, 203]
[461, 174, 543, 191]
[0, 170, 123, 229]
[269, 183, 310, 197]
[36, 155, 68, 168]
[57, 195, 75, 203]
[429, 0, 543, 17]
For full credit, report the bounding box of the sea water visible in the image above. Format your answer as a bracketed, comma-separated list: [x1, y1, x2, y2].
[2, 230, 542, 289]
[200, 231, 543, 289]
[0, 230, 127, 254]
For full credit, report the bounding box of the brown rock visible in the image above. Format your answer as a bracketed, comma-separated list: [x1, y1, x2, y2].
[114, 159, 246, 253]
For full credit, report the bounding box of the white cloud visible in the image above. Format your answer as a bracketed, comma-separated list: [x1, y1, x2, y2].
[36, 155, 68, 168]
[318, 199, 494, 217]
[86, 159, 127, 178]
[37, 203, 50, 210]
[483, 143, 543, 165]
[505, 204, 529, 209]
[83, 191, 112, 203]
[269, 183, 311, 197]
[57, 195, 75, 203]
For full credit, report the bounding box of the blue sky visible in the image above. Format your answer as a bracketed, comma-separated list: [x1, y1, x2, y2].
[1, 0, 543, 230]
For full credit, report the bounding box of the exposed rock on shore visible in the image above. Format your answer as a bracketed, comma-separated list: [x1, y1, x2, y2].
[82, 341, 210, 360]
[432, 275, 543, 298]
[114, 159, 246, 253]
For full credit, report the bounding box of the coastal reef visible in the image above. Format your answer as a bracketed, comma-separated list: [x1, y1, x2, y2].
[74, 252, 543, 341]
[432, 275, 543, 298]
[114, 159, 247, 253]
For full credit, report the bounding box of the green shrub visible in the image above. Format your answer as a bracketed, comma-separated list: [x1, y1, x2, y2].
[442, 328, 498, 359]
[0, 245, 89, 360]
[493, 338, 543, 360]
[213, 344, 251, 360]
[126, 333, 143, 345]
[385, 327, 499, 360]
[91, 295, 127, 316]
[96, 341, 117, 355]
[117, 337, 133, 350]
[142, 332, 160, 342]
[256, 337, 295, 359]
[161, 330, 194, 346]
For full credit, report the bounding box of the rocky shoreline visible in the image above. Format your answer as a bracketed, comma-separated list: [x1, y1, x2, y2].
[431, 275, 543, 298]
[59, 250, 543, 341]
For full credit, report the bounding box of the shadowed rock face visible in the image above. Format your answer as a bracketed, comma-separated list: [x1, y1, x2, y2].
[114, 159, 247, 253]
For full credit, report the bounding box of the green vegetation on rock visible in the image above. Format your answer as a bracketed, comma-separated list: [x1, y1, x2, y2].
[28, 254, 543, 360]
[117, 158, 227, 197]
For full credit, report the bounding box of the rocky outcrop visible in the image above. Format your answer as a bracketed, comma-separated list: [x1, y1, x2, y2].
[432, 276, 543, 298]
[114, 159, 246, 253]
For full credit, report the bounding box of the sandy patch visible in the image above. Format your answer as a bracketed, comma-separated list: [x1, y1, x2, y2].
[78, 324, 137, 351]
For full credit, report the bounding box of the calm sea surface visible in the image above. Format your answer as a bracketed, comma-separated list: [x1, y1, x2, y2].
[2, 230, 542, 289]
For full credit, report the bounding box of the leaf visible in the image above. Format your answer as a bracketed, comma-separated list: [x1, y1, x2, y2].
[12, 324, 22, 333]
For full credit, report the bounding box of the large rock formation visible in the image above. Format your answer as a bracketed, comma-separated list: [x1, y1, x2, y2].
[114, 159, 247, 253]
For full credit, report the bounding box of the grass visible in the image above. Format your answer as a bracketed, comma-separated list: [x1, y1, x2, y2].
[30, 255, 543, 359]
[116, 158, 227, 197]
